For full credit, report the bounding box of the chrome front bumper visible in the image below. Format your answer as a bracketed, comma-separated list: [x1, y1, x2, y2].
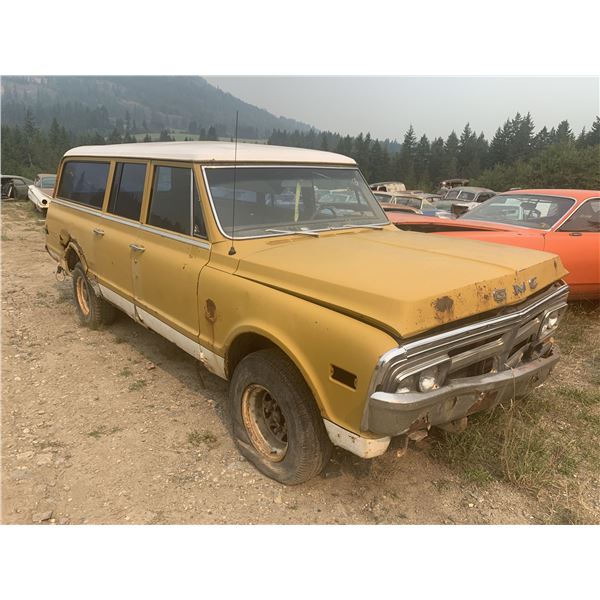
[365, 350, 559, 436]
[362, 282, 569, 437]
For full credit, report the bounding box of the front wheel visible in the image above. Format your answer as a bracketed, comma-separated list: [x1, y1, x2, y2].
[229, 348, 332, 485]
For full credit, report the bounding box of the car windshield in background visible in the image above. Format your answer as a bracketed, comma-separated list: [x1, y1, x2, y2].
[445, 190, 475, 201]
[464, 194, 575, 229]
[41, 177, 56, 188]
[204, 166, 388, 238]
[396, 197, 421, 209]
[434, 200, 454, 211]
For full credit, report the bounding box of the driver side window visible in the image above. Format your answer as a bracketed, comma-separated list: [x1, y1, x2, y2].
[558, 199, 600, 233]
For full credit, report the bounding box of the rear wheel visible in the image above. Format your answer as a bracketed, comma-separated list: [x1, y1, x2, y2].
[71, 263, 116, 329]
[229, 348, 332, 485]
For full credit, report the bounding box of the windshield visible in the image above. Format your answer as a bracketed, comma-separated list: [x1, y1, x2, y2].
[395, 196, 421, 209]
[205, 166, 388, 238]
[374, 193, 391, 203]
[434, 200, 455, 211]
[41, 176, 56, 188]
[445, 189, 475, 201]
[463, 194, 575, 229]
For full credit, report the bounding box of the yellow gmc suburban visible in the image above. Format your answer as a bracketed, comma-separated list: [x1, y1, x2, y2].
[45, 142, 569, 484]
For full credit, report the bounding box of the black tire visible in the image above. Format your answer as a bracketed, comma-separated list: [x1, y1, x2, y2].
[71, 263, 116, 329]
[229, 348, 332, 485]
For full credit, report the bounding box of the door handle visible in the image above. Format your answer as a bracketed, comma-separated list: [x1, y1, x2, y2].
[569, 232, 583, 237]
[93, 228, 105, 236]
[129, 243, 145, 253]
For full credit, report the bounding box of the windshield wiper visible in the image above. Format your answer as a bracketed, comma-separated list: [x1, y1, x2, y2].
[265, 228, 320, 237]
[333, 223, 386, 231]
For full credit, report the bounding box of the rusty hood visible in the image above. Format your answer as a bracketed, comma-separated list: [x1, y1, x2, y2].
[234, 228, 567, 339]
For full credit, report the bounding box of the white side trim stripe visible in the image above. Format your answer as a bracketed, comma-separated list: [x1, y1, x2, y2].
[97, 285, 226, 379]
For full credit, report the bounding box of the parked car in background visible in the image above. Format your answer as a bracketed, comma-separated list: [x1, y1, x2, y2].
[390, 189, 600, 300]
[373, 191, 420, 213]
[378, 202, 421, 215]
[370, 181, 406, 193]
[431, 198, 459, 217]
[46, 142, 569, 484]
[1, 174, 33, 200]
[442, 186, 496, 216]
[386, 193, 453, 219]
[28, 173, 56, 211]
[438, 178, 469, 195]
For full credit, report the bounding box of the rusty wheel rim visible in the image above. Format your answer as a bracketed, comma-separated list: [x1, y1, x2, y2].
[76, 276, 90, 316]
[241, 384, 288, 462]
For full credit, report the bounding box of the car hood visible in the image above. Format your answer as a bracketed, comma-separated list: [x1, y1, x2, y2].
[234, 228, 567, 339]
[389, 213, 541, 232]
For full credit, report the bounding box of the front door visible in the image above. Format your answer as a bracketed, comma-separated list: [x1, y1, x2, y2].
[545, 198, 600, 297]
[132, 163, 210, 350]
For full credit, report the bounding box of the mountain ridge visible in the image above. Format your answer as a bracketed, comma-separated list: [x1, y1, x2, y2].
[0, 76, 314, 139]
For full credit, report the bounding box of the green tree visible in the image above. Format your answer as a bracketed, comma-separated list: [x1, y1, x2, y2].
[512, 112, 535, 161]
[414, 134, 431, 189]
[443, 131, 459, 178]
[458, 123, 478, 176]
[533, 126, 551, 153]
[585, 117, 600, 146]
[398, 125, 417, 188]
[474, 143, 600, 191]
[207, 126, 218, 141]
[158, 129, 174, 142]
[335, 135, 353, 157]
[428, 137, 446, 188]
[489, 120, 511, 166]
[319, 132, 329, 151]
[554, 120, 574, 144]
[108, 127, 123, 144]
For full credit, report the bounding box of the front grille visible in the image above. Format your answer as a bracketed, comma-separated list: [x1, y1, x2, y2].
[369, 282, 569, 395]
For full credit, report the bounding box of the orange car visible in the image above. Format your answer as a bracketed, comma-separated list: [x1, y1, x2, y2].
[387, 189, 600, 300]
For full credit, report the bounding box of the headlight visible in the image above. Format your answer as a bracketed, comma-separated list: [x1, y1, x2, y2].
[395, 374, 417, 394]
[392, 360, 450, 394]
[418, 366, 442, 392]
[539, 305, 567, 339]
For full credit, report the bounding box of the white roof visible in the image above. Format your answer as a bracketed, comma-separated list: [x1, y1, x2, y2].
[64, 141, 356, 165]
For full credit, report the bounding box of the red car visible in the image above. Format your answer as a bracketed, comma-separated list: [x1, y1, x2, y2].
[387, 189, 600, 300]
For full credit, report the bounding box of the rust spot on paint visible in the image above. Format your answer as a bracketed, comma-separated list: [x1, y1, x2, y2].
[433, 295, 454, 313]
[204, 298, 217, 323]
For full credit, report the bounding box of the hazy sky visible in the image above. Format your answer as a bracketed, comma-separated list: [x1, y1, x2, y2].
[206, 77, 599, 141]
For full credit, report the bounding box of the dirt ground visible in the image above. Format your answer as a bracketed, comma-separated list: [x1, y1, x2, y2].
[0, 200, 594, 524]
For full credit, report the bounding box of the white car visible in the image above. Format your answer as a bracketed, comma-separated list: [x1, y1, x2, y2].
[442, 186, 496, 216]
[28, 173, 56, 211]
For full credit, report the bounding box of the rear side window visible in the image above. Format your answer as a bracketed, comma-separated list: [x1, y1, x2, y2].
[108, 162, 146, 221]
[148, 166, 192, 235]
[57, 161, 109, 208]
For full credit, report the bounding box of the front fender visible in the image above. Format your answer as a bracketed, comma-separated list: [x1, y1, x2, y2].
[198, 267, 396, 434]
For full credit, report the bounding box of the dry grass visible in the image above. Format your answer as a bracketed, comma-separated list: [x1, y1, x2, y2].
[430, 300, 600, 523]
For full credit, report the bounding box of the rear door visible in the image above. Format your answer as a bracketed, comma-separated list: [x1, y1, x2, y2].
[545, 198, 600, 297]
[133, 162, 210, 346]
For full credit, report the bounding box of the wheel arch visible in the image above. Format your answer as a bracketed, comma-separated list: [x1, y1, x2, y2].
[224, 327, 324, 413]
[62, 240, 88, 274]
